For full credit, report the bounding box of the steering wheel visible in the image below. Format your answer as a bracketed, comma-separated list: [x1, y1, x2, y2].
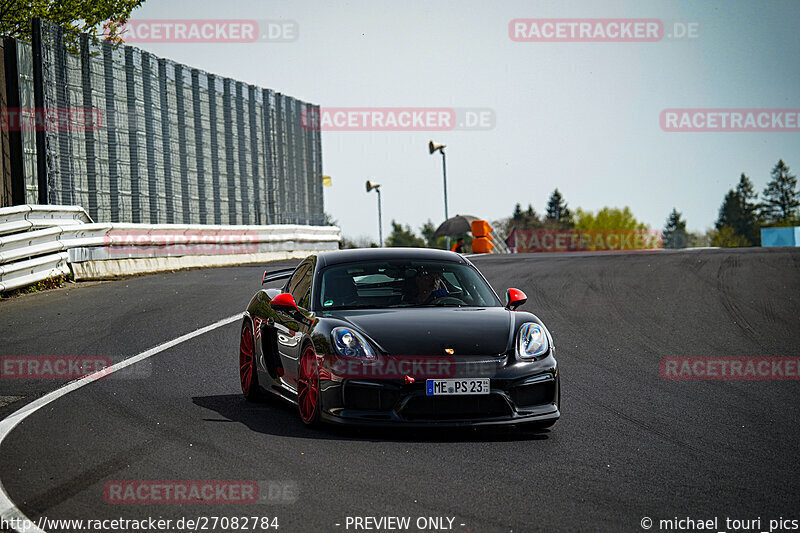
[429, 295, 467, 306]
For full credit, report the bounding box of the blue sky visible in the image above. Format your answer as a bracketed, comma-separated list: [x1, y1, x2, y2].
[130, 0, 800, 240]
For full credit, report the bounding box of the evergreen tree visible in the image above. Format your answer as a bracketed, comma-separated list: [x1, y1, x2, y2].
[545, 189, 572, 226]
[715, 190, 751, 246]
[713, 174, 760, 245]
[512, 203, 523, 221]
[716, 190, 742, 230]
[523, 204, 542, 228]
[761, 160, 800, 224]
[734, 173, 761, 244]
[662, 208, 688, 249]
[507, 203, 543, 230]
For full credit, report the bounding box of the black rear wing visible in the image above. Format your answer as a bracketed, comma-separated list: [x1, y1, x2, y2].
[262, 268, 295, 285]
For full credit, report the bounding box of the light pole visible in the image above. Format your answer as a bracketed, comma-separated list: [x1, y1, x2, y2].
[428, 140, 449, 250]
[366, 180, 383, 247]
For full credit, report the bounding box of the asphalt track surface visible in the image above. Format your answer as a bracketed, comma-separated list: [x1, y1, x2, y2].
[1, 248, 799, 532]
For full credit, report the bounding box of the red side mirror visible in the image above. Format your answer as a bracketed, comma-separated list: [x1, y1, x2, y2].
[270, 292, 299, 311]
[506, 288, 527, 310]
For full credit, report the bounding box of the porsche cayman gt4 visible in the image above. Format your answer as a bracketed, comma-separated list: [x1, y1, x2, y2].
[238, 248, 560, 428]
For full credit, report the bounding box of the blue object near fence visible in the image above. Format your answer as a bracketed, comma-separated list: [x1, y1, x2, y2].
[761, 227, 800, 247]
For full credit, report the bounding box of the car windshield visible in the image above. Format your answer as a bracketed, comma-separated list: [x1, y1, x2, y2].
[317, 260, 501, 310]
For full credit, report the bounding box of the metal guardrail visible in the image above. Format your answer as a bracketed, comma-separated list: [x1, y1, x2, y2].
[0, 252, 70, 293]
[0, 205, 341, 292]
[0, 205, 93, 236]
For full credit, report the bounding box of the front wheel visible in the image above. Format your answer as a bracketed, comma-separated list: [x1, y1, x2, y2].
[297, 345, 320, 426]
[239, 320, 261, 401]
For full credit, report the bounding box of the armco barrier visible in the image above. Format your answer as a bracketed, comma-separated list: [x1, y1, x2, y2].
[0, 205, 92, 236]
[0, 205, 341, 291]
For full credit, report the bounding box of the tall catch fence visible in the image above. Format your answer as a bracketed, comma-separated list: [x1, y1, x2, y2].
[1, 19, 324, 226]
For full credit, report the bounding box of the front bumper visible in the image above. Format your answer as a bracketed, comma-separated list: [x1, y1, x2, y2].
[318, 354, 560, 427]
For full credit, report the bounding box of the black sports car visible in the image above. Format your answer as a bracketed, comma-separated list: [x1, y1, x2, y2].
[238, 248, 560, 428]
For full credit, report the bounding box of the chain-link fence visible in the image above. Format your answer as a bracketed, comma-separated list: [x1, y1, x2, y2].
[1, 19, 324, 225]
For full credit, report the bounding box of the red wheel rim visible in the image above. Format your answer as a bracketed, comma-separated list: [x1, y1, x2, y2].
[239, 323, 255, 395]
[297, 346, 319, 423]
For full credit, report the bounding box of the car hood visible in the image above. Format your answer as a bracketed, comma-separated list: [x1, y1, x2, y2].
[324, 307, 513, 356]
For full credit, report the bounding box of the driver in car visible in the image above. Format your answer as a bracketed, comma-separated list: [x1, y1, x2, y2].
[411, 268, 448, 305]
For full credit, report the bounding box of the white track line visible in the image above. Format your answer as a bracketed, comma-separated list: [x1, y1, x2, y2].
[0, 312, 243, 533]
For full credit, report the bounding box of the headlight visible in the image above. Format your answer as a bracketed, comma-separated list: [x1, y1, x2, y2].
[516, 322, 549, 360]
[332, 327, 376, 359]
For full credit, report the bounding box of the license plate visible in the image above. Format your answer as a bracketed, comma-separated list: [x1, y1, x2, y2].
[426, 378, 490, 396]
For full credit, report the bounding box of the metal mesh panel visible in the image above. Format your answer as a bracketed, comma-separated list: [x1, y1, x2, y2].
[16, 42, 38, 204]
[85, 37, 108, 221]
[235, 82, 251, 224]
[274, 94, 288, 224]
[19, 19, 324, 226]
[261, 89, 275, 224]
[190, 69, 207, 224]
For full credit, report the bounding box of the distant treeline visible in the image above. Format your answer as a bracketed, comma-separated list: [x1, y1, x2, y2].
[338, 159, 798, 250]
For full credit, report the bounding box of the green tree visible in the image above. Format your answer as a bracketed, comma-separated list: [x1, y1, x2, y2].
[714, 173, 761, 246]
[573, 206, 647, 230]
[386, 221, 427, 248]
[662, 208, 688, 249]
[545, 189, 573, 227]
[761, 159, 800, 225]
[512, 203, 524, 221]
[420, 220, 447, 249]
[0, 0, 145, 42]
[711, 226, 751, 248]
[735, 173, 761, 244]
[716, 190, 743, 231]
[715, 193, 751, 247]
[508, 203, 543, 231]
[340, 235, 377, 249]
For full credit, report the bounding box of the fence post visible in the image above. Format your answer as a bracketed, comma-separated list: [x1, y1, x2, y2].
[80, 33, 98, 220]
[2, 38, 26, 205]
[30, 18, 49, 204]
